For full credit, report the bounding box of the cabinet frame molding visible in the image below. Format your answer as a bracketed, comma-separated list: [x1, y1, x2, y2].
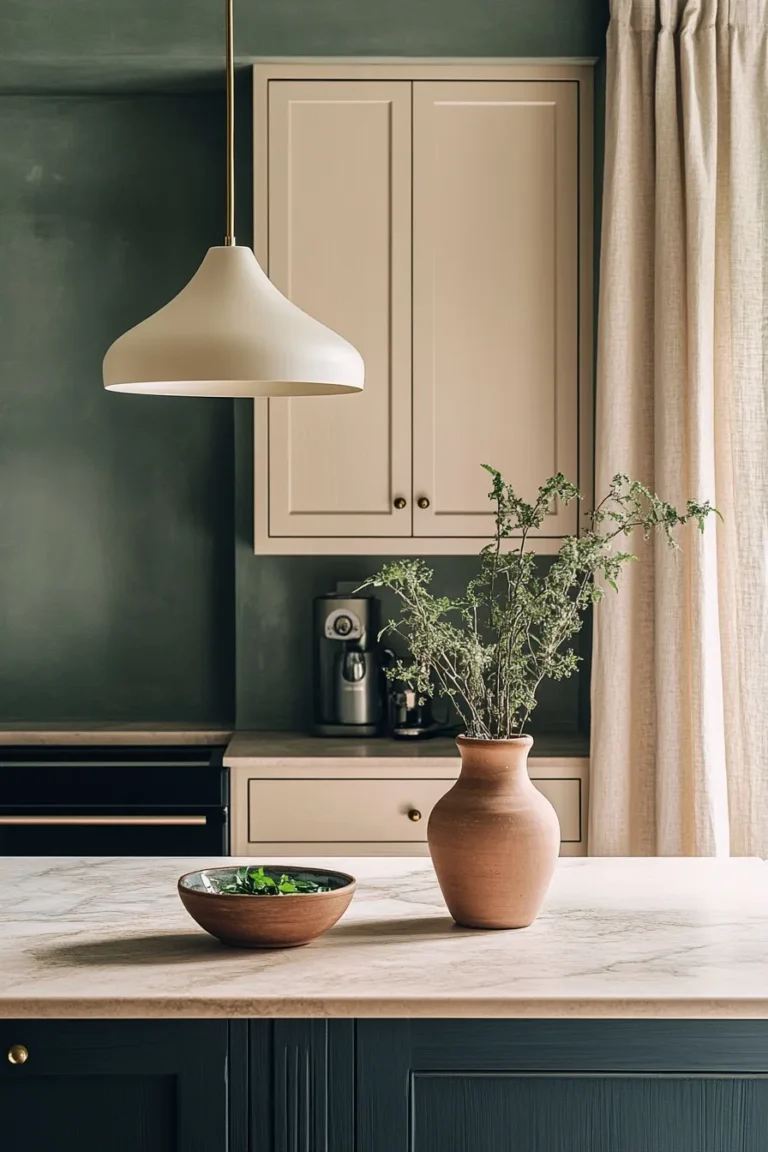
[253, 59, 595, 555]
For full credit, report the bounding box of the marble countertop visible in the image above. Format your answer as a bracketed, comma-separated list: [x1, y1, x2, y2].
[225, 731, 589, 766]
[1, 856, 766, 1020]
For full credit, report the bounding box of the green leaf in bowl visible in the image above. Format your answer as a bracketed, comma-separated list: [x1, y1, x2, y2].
[215, 866, 332, 897]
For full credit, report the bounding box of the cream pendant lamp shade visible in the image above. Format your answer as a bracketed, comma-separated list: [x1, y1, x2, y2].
[103, 246, 364, 396]
[103, 1, 364, 399]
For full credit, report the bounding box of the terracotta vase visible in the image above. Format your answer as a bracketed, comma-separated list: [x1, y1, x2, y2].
[427, 735, 560, 929]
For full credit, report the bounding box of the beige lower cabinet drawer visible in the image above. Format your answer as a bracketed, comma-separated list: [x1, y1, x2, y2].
[531, 778, 581, 842]
[245, 775, 582, 847]
[248, 778, 451, 843]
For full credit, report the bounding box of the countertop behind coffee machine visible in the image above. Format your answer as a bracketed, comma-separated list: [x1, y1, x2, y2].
[224, 730, 589, 763]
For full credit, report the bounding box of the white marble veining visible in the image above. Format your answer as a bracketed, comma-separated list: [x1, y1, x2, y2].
[0, 856, 766, 1019]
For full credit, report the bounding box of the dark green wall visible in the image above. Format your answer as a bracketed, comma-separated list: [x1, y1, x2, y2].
[0, 1, 608, 90]
[0, 0, 607, 728]
[0, 95, 235, 722]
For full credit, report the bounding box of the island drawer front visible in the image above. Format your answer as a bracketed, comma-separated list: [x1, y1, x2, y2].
[244, 776, 582, 846]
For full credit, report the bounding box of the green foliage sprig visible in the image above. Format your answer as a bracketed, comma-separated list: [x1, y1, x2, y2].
[360, 468, 718, 740]
[215, 867, 332, 896]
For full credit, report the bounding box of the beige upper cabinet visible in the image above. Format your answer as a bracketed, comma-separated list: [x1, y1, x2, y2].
[253, 62, 593, 555]
[261, 80, 412, 540]
[412, 81, 579, 539]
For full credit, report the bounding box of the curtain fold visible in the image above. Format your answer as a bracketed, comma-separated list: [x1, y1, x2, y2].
[590, 0, 768, 855]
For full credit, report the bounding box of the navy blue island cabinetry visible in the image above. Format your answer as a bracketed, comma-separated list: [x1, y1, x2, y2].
[5, 1019, 768, 1152]
[0, 1021, 231, 1152]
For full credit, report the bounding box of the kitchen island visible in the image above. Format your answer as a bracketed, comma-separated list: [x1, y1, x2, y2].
[2, 856, 768, 1150]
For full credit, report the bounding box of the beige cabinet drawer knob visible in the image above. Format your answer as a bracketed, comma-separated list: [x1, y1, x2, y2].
[417, 497, 430, 510]
[8, 1044, 28, 1065]
[393, 496, 407, 510]
[408, 809, 422, 822]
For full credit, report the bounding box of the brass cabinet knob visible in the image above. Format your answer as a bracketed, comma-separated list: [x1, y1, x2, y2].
[393, 496, 407, 510]
[417, 497, 430, 510]
[408, 809, 422, 822]
[8, 1044, 28, 1065]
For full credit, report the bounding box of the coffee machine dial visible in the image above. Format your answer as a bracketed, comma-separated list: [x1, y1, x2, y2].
[324, 608, 365, 642]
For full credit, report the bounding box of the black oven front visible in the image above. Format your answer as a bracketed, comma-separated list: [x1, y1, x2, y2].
[0, 745, 229, 856]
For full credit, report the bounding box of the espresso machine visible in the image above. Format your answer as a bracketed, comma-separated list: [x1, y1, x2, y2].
[313, 589, 384, 737]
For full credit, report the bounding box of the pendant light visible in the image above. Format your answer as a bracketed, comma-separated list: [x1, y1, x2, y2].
[103, 1, 364, 398]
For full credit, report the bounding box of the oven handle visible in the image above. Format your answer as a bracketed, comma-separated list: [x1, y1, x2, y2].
[0, 815, 207, 826]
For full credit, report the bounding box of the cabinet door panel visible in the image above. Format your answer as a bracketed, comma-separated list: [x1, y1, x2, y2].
[5, 1074, 176, 1151]
[0, 1020, 228, 1152]
[356, 1021, 768, 1152]
[413, 81, 579, 538]
[267, 81, 412, 537]
[412, 1074, 768, 1152]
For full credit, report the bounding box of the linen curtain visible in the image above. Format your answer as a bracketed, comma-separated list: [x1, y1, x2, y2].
[590, 0, 768, 855]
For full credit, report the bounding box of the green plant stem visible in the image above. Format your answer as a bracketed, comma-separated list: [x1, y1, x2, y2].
[361, 470, 717, 741]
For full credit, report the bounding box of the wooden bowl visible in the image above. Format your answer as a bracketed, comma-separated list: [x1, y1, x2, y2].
[178, 865, 356, 948]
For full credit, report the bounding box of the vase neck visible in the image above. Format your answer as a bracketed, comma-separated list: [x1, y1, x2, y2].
[456, 737, 533, 782]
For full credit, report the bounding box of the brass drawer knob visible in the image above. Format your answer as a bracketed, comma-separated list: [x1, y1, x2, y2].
[408, 809, 422, 822]
[393, 496, 407, 510]
[8, 1044, 28, 1065]
[417, 497, 430, 510]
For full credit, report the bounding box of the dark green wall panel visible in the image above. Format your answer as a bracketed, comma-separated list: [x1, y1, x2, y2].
[0, 1, 606, 729]
[0, 95, 234, 722]
[0, 1, 610, 91]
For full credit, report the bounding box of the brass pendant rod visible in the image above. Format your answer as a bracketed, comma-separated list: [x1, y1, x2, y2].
[224, 0, 236, 245]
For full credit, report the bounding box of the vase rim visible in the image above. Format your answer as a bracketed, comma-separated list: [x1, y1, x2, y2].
[455, 733, 533, 748]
